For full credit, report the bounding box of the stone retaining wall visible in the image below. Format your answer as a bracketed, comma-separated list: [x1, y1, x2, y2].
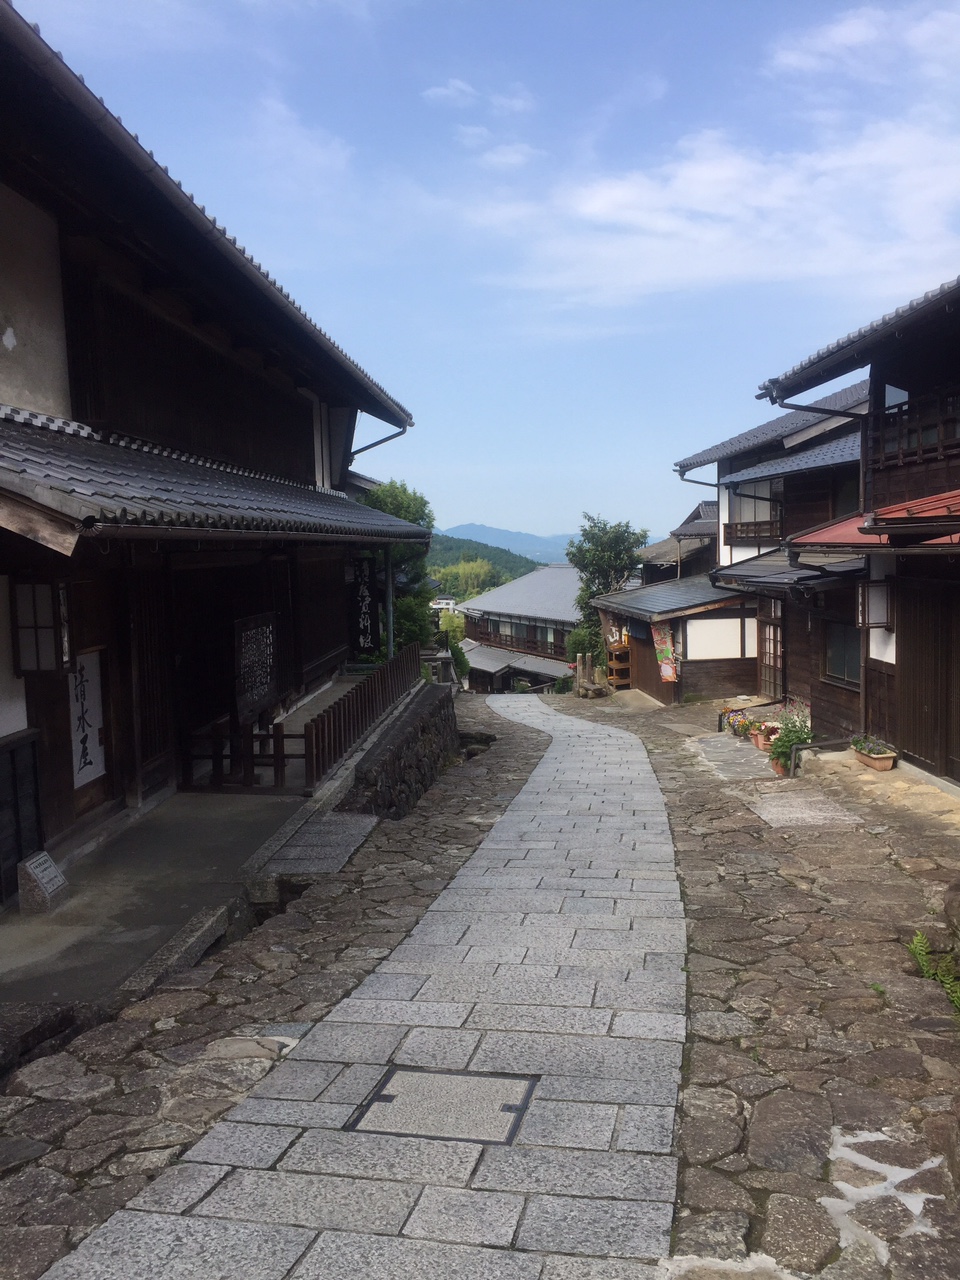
[339, 682, 459, 819]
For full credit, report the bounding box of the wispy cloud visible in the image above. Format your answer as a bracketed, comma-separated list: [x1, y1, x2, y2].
[434, 2, 960, 310]
[477, 142, 543, 170]
[456, 125, 492, 149]
[422, 77, 479, 107]
[490, 86, 536, 115]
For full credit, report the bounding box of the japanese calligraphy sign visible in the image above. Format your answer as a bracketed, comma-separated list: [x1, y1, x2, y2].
[71, 650, 106, 787]
[235, 612, 279, 721]
[349, 558, 380, 655]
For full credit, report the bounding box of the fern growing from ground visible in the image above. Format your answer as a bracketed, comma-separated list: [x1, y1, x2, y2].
[907, 930, 960, 1014]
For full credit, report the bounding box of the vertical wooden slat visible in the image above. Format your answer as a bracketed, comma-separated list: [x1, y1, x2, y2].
[242, 723, 255, 787]
[273, 723, 285, 789]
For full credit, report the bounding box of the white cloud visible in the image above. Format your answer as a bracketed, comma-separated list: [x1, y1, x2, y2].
[422, 78, 479, 107]
[426, 3, 960, 310]
[477, 142, 543, 170]
[490, 86, 536, 115]
[456, 125, 492, 149]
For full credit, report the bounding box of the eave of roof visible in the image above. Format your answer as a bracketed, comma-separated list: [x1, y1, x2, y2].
[674, 381, 868, 476]
[758, 277, 960, 401]
[458, 564, 580, 625]
[0, 5, 412, 430]
[786, 511, 960, 554]
[591, 574, 747, 622]
[718, 431, 860, 487]
[0, 406, 429, 545]
[712, 548, 866, 595]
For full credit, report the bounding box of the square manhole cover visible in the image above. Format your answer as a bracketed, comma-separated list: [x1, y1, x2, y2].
[347, 1067, 537, 1144]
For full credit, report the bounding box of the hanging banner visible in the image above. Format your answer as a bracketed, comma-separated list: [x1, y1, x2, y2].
[71, 650, 106, 787]
[650, 621, 678, 682]
[349, 557, 380, 655]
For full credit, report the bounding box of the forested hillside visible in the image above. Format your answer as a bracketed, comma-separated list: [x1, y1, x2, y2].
[427, 535, 538, 579]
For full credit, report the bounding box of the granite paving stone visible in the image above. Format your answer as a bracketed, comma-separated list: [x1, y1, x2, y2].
[516, 1099, 618, 1149]
[280, 1128, 482, 1185]
[402, 1185, 524, 1246]
[471, 1146, 678, 1202]
[192, 1168, 420, 1232]
[324, 998, 473, 1027]
[291, 1230, 544, 1280]
[516, 1194, 673, 1258]
[181, 1121, 300, 1169]
[223, 1098, 354, 1128]
[249, 1060, 343, 1101]
[287, 1022, 406, 1063]
[616, 1105, 676, 1153]
[393, 1027, 482, 1069]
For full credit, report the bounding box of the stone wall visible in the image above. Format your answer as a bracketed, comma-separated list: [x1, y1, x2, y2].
[339, 683, 459, 819]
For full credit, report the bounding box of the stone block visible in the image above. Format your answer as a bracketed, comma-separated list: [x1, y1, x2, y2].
[224, 1099, 354, 1128]
[280, 1128, 481, 1186]
[127, 1163, 230, 1214]
[541, 1261, 659, 1280]
[40, 1209, 314, 1279]
[417, 975, 596, 1007]
[182, 1121, 300, 1169]
[516, 1194, 672, 1259]
[325, 999, 471, 1028]
[353, 974, 427, 1001]
[747, 1091, 832, 1177]
[465, 1004, 611, 1036]
[318, 1063, 388, 1105]
[394, 1028, 481, 1070]
[292, 1230, 543, 1280]
[470, 1030, 682, 1080]
[516, 1100, 617, 1150]
[761, 1193, 840, 1272]
[610, 1012, 686, 1041]
[616, 1105, 675, 1154]
[402, 1186, 523, 1246]
[287, 1022, 405, 1063]
[17, 853, 69, 915]
[536, 1074, 679, 1106]
[471, 1145, 677, 1202]
[193, 1168, 418, 1233]
[251, 1061, 343, 1101]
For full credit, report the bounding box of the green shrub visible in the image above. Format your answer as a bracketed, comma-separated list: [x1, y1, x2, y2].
[768, 704, 812, 768]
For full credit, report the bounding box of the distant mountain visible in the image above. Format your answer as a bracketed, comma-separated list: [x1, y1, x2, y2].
[441, 524, 574, 563]
[427, 535, 538, 579]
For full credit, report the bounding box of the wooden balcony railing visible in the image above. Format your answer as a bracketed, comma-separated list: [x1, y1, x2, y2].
[181, 643, 421, 794]
[474, 628, 568, 658]
[723, 520, 782, 545]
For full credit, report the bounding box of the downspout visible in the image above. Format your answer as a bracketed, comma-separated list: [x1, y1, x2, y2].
[351, 420, 408, 461]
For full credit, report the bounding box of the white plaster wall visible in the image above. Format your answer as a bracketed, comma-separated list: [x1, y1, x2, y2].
[686, 617, 745, 660]
[869, 627, 896, 663]
[718, 486, 732, 565]
[0, 184, 72, 418]
[0, 577, 28, 739]
[744, 616, 757, 658]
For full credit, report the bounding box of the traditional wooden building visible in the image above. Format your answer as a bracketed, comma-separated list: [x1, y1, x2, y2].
[756, 276, 960, 780]
[636, 502, 718, 585]
[459, 564, 579, 660]
[674, 383, 868, 724]
[0, 8, 428, 900]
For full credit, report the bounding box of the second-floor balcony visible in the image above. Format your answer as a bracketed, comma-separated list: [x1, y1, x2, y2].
[473, 626, 568, 659]
[723, 519, 783, 545]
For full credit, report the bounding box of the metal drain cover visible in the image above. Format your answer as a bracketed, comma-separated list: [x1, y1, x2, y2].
[349, 1067, 537, 1144]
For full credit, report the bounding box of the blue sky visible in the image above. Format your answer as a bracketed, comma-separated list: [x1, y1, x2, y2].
[17, 0, 960, 535]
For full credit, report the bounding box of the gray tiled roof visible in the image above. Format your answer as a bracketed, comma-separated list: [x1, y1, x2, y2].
[759, 276, 960, 401]
[640, 535, 680, 566]
[718, 431, 860, 487]
[0, 407, 429, 542]
[712, 549, 865, 591]
[464, 644, 571, 680]
[592, 574, 745, 622]
[674, 381, 868, 475]
[459, 563, 580, 625]
[670, 501, 718, 539]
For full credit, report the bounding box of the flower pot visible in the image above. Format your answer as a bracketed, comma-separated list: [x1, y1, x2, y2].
[770, 758, 788, 777]
[749, 730, 762, 748]
[854, 748, 897, 771]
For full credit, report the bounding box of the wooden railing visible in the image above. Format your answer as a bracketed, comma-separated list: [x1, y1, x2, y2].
[723, 520, 782, 544]
[474, 628, 568, 658]
[181, 643, 422, 793]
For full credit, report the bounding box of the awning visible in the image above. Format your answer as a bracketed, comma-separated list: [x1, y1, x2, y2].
[592, 573, 748, 622]
[712, 548, 865, 597]
[788, 506, 960, 554]
[0, 406, 430, 550]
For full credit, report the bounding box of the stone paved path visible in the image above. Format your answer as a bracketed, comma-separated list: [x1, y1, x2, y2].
[40, 696, 686, 1279]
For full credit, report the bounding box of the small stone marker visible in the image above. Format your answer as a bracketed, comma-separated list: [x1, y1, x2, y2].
[18, 852, 70, 915]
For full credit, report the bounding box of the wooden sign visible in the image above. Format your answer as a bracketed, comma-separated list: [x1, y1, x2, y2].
[349, 558, 380, 655]
[235, 612, 279, 721]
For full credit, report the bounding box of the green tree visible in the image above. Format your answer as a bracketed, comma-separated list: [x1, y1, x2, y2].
[359, 479, 435, 650]
[439, 609, 465, 643]
[565, 514, 648, 664]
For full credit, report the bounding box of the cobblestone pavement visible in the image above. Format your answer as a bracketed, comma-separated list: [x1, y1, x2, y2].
[0, 697, 549, 1280]
[28, 695, 686, 1280]
[542, 693, 960, 1280]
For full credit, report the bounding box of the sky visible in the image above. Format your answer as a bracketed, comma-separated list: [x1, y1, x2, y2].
[15, 0, 960, 536]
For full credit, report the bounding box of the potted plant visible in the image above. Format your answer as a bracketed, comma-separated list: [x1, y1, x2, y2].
[850, 733, 897, 771]
[767, 705, 812, 777]
[754, 721, 779, 751]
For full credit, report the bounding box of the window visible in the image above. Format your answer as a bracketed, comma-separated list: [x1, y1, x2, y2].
[759, 621, 783, 699]
[877, 388, 960, 461]
[823, 621, 860, 687]
[12, 582, 70, 673]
